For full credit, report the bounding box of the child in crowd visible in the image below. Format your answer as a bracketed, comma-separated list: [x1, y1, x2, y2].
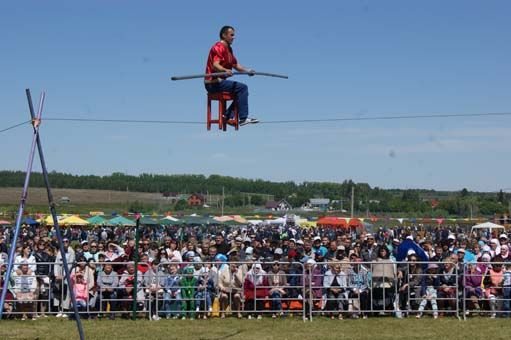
[71, 271, 89, 317]
[163, 262, 181, 319]
[416, 263, 440, 319]
[195, 267, 215, 319]
[180, 266, 197, 319]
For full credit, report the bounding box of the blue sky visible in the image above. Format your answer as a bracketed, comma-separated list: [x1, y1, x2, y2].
[1, 1, 510, 192]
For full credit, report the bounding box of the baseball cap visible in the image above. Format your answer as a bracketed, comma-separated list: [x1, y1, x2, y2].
[274, 248, 283, 255]
[185, 251, 196, 258]
[215, 254, 228, 262]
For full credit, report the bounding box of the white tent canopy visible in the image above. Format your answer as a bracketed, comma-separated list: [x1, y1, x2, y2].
[162, 216, 180, 222]
[266, 217, 286, 225]
[470, 221, 505, 235]
[246, 219, 264, 225]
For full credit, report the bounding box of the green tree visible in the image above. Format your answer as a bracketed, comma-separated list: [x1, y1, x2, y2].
[174, 199, 188, 211]
[498, 190, 505, 203]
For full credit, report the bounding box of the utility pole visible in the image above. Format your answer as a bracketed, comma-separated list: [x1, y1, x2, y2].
[221, 186, 225, 216]
[351, 186, 355, 218]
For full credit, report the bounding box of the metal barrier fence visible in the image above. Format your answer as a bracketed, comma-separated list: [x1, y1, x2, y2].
[152, 261, 306, 320]
[308, 261, 460, 320]
[1, 260, 510, 320]
[1, 261, 152, 319]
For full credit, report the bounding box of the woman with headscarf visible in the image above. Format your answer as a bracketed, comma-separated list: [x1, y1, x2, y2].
[303, 258, 323, 319]
[323, 260, 348, 319]
[464, 260, 484, 316]
[243, 263, 269, 319]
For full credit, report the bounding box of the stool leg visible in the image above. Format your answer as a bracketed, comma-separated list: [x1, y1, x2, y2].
[207, 97, 212, 131]
[221, 100, 227, 131]
[218, 99, 223, 130]
[234, 100, 239, 131]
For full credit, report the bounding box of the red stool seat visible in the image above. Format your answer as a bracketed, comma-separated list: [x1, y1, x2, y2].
[207, 92, 239, 131]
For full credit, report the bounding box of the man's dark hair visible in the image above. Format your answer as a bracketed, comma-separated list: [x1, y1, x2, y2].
[219, 26, 235, 40]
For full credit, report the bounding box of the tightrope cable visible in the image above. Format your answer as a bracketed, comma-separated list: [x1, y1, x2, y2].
[2, 112, 511, 133]
[45, 111, 511, 125]
[0, 120, 31, 133]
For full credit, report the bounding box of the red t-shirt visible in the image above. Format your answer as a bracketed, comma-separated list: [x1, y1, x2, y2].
[205, 41, 238, 81]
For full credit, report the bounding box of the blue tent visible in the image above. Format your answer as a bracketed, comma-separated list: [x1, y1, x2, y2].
[21, 217, 38, 225]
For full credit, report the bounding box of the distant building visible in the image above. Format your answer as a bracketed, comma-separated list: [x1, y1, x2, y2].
[187, 193, 205, 206]
[302, 198, 330, 211]
[265, 199, 292, 211]
[309, 198, 330, 208]
[162, 192, 181, 204]
[59, 196, 71, 204]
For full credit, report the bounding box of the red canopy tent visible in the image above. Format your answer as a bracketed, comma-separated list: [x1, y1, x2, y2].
[348, 218, 362, 228]
[316, 217, 348, 229]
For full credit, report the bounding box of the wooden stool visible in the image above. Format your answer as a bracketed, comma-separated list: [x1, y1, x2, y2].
[207, 92, 239, 131]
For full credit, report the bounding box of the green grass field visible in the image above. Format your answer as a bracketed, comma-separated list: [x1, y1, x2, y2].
[0, 317, 509, 340]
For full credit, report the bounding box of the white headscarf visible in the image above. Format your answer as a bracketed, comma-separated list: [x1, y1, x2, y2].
[246, 263, 266, 285]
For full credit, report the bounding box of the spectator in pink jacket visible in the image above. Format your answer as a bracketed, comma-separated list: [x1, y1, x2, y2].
[71, 271, 89, 317]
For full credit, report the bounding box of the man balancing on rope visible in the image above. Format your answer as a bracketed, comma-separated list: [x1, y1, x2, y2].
[205, 26, 259, 126]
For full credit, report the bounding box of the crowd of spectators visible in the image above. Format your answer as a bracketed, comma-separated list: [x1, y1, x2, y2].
[1, 221, 510, 320]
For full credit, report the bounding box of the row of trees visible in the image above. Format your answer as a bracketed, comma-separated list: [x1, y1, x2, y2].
[0, 171, 509, 216]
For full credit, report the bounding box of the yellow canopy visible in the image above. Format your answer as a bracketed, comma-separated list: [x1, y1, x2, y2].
[214, 216, 233, 222]
[59, 215, 90, 226]
[298, 220, 317, 228]
[37, 215, 61, 225]
[232, 215, 247, 223]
